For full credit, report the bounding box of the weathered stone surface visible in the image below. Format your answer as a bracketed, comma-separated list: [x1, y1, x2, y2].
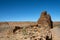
[37, 11, 53, 28]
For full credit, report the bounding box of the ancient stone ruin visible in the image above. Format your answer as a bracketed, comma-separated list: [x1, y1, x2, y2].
[37, 11, 53, 28]
[12, 11, 53, 40]
[0, 11, 54, 40]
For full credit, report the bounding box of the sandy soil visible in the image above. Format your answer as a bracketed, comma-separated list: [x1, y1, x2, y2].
[51, 27, 60, 40]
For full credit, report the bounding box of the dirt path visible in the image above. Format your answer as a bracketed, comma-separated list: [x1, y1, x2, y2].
[51, 27, 60, 40]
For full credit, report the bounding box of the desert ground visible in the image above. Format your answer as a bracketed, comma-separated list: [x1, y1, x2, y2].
[0, 22, 60, 40]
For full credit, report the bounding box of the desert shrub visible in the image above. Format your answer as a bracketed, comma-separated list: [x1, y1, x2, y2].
[0, 24, 10, 32]
[57, 24, 60, 28]
[22, 27, 27, 35]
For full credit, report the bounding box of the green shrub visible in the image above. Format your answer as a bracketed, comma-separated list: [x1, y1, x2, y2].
[22, 27, 27, 35]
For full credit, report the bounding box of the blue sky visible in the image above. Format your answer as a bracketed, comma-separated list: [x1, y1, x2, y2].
[0, 0, 60, 22]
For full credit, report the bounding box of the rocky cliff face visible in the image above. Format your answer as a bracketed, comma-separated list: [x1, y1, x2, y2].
[37, 11, 53, 28]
